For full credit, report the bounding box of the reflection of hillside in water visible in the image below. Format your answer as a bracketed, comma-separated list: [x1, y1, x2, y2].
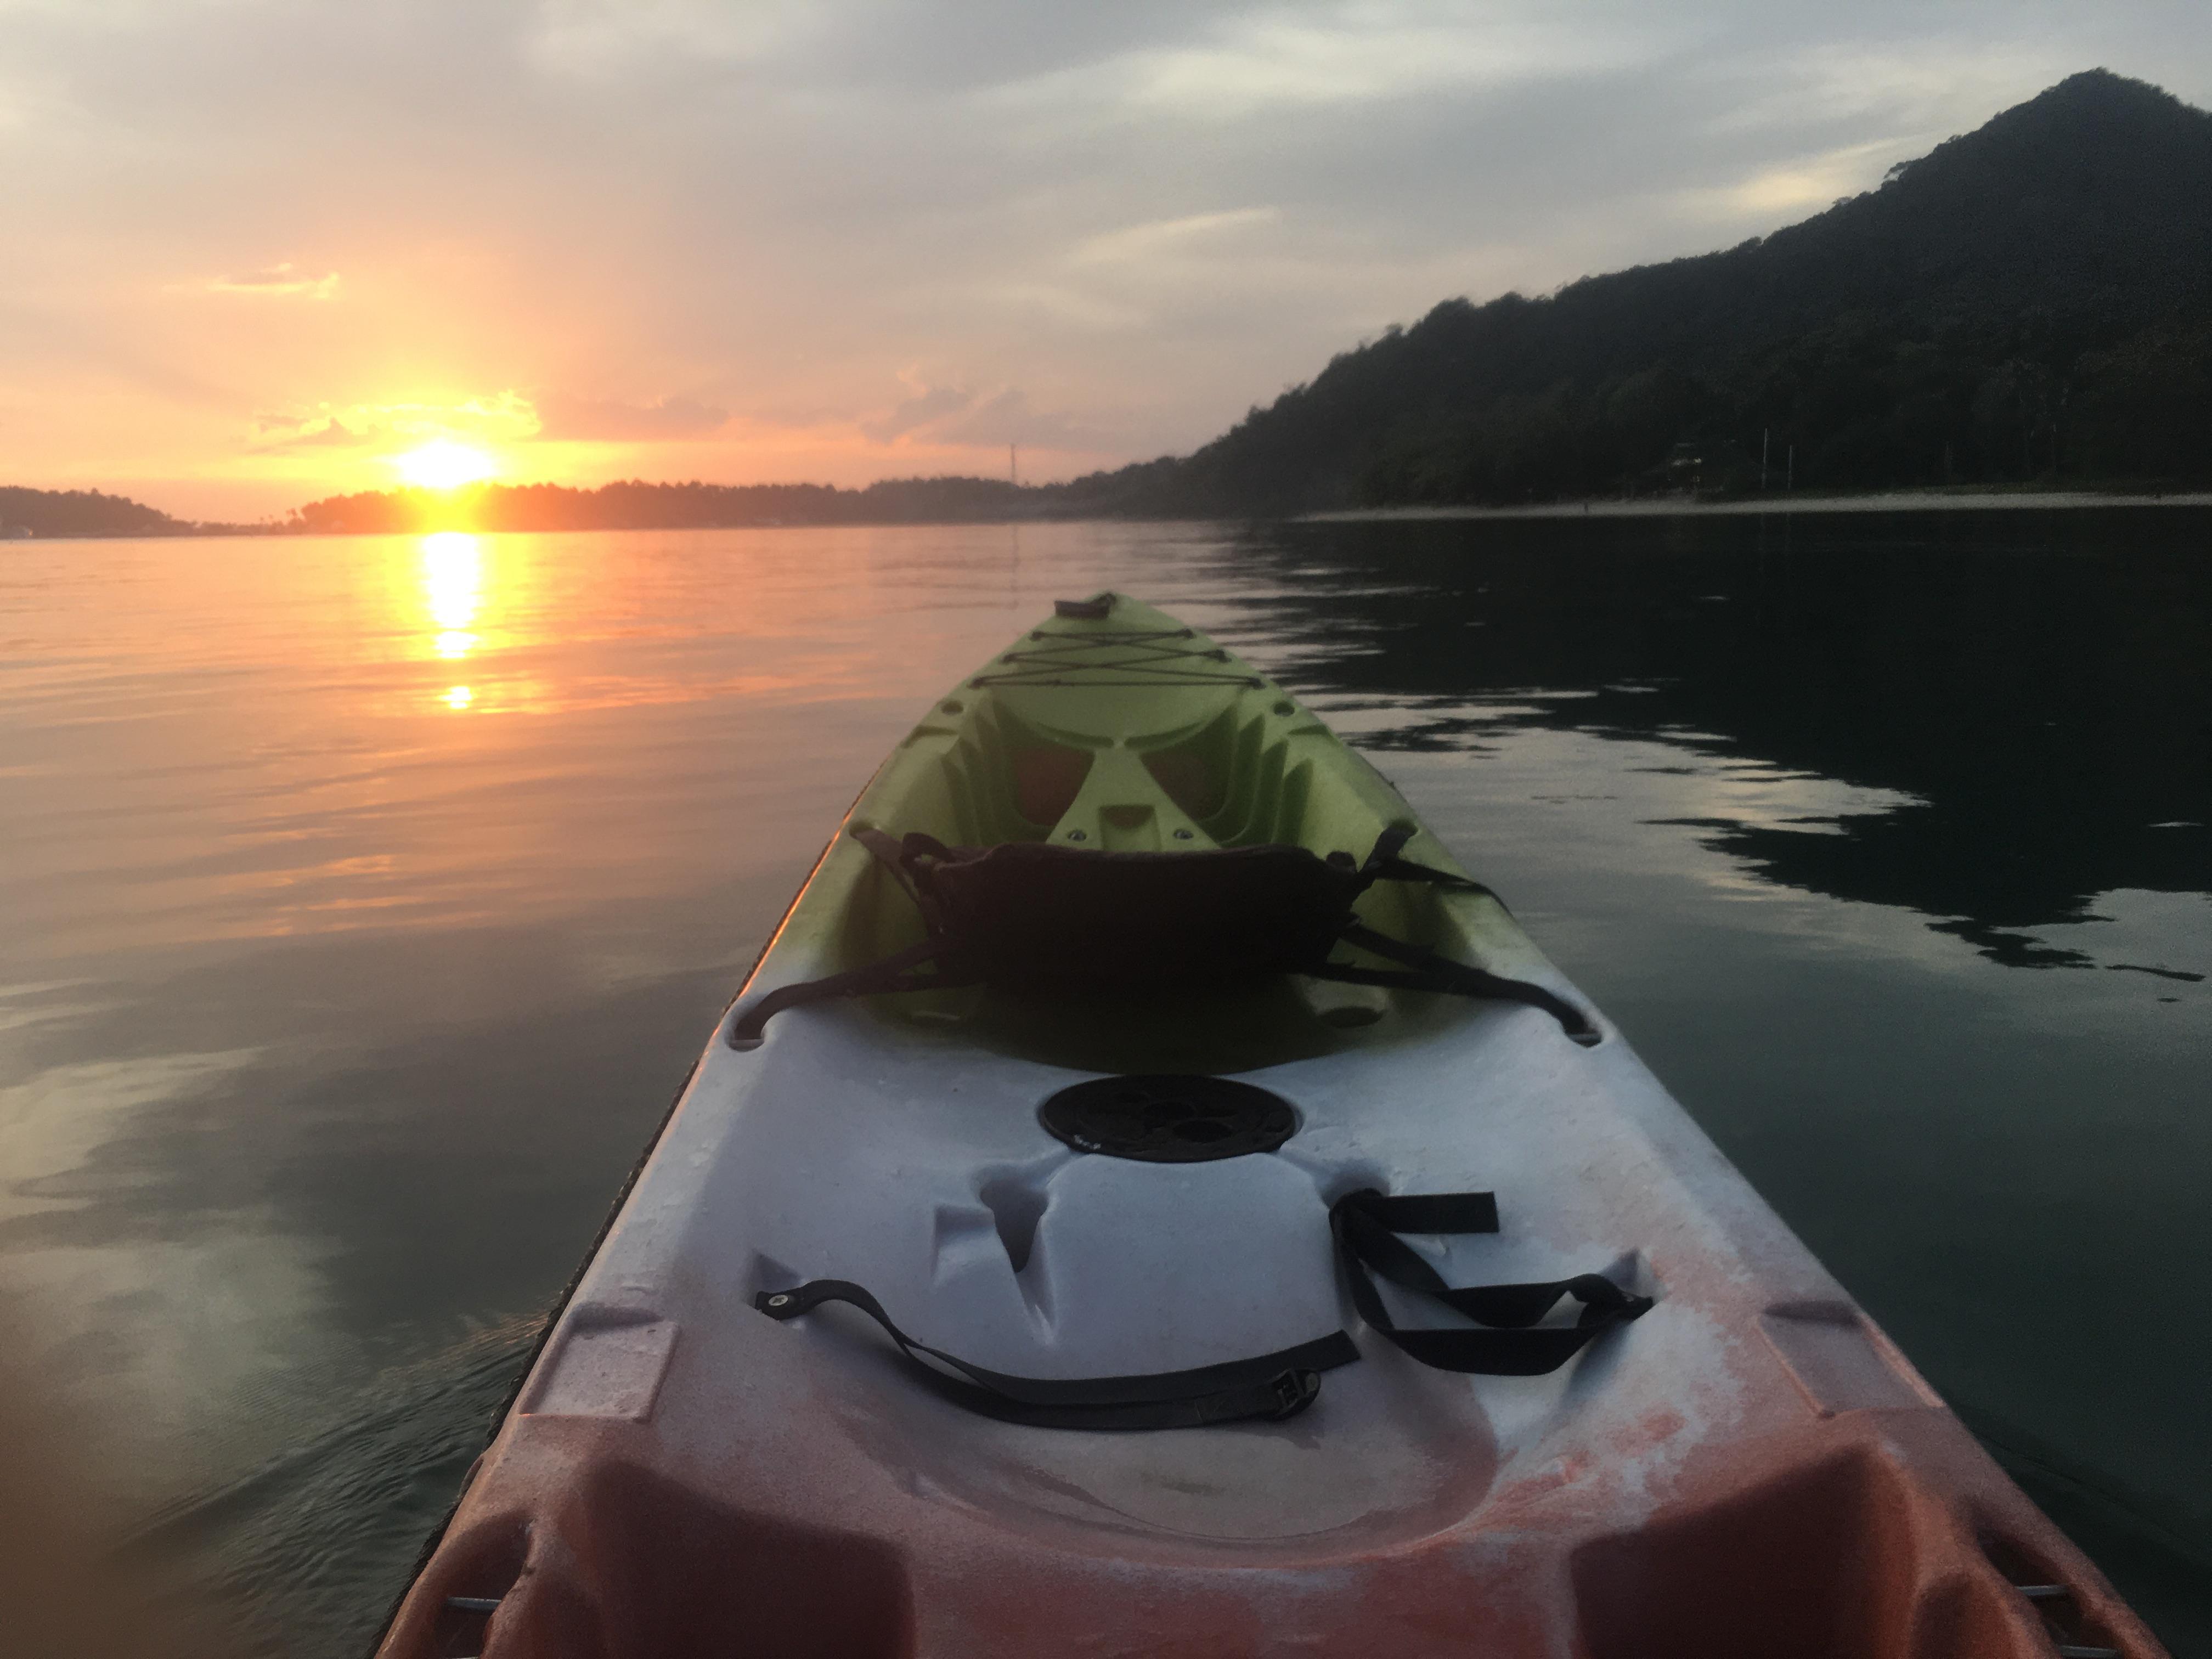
[1237, 509, 2212, 969]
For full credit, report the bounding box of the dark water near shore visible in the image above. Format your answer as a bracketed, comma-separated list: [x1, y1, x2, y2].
[1, 512, 2206, 1655]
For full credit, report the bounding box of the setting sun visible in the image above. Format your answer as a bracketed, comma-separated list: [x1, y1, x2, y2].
[393, 439, 496, 490]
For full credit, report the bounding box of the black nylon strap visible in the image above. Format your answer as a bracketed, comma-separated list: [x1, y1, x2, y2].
[756, 1279, 1358, 1429]
[1363, 854, 1509, 909]
[1336, 1189, 1500, 1235]
[1361, 825, 1418, 870]
[753, 1188, 1648, 1425]
[728, 825, 1594, 1045]
[1313, 922, 1600, 1045]
[1358, 826, 1504, 898]
[849, 826, 936, 922]
[727, 827, 979, 1046]
[727, 938, 975, 1046]
[1330, 1188, 1651, 1377]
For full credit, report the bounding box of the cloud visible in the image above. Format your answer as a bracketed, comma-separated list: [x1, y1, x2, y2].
[860, 379, 978, 443]
[859, 376, 1114, 451]
[524, 0, 804, 80]
[1114, 4, 1681, 119]
[935, 387, 1116, 450]
[984, 2, 1688, 125]
[1072, 206, 1280, 267]
[202, 263, 340, 300]
[1676, 137, 1920, 222]
[248, 394, 538, 453]
[529, 392, 731, 442]
[1706, 39, 2087, 135]
[252, 416, 381, 451]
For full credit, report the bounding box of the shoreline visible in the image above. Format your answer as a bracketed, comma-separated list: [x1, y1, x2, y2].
[1302, 489, 2212, 523]
[10, 487, 2212, 543]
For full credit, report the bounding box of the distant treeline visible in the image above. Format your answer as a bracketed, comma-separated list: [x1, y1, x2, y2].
[286, 464, 1181, 534]
[0, 486, 191, 538]
[1139, 70, 2212, 513]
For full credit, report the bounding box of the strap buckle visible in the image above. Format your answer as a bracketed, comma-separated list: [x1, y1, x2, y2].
[1265, 1367, 1322, 1420]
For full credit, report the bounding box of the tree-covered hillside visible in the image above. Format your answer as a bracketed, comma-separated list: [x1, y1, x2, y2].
[1141, 70, 2212, 512]
[0, 486, 186, 537]
[285, 461, 1188, 532]
[288, 475, 1041, 533]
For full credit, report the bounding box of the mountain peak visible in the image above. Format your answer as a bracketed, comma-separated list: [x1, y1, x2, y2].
[1871, 67, 2212, 219]
[1939, 66, 2212, 161]
[2036, 67, 2186, 111]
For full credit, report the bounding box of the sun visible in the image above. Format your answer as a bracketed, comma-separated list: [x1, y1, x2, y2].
[393, 439, 497, 490]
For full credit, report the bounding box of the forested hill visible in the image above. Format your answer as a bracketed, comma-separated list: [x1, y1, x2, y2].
[0, 486, 188, 537]
[1137, 70, 2212, 512]
[281, 471, 1167, 533]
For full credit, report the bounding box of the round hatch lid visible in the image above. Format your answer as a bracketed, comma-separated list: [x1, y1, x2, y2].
[1038, 1074, 1299, 1163]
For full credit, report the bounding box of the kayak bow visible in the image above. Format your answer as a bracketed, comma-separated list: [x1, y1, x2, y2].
[377, 593, 2163, 1659]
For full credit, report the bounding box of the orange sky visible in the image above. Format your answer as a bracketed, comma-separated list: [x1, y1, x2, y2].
[3, 1, 2204, 521]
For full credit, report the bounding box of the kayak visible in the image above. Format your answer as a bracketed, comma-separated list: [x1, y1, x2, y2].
[376, 593, 2163, 1659]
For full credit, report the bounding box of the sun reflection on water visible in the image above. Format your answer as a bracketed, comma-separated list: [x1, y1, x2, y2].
[420, 532, 483, 708]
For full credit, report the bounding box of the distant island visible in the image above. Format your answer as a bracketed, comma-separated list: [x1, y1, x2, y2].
[7, 69, 2209, 538]
[0, 486, 229, 540]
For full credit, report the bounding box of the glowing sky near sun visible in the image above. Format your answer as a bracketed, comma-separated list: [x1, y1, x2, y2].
[3, 0, 2208, 518]
[394, 442, 498, 492]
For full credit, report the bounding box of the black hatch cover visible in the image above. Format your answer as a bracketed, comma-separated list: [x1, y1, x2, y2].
[1039, 1074, 1299, 1163]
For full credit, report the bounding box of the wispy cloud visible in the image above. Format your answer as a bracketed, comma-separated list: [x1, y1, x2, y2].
[202, 263, 340, 300]
[1675, 137, 1919, 222]
[250, 394, 538, 453]
[1705, 39, 2087, 135]
[531, 392, 730, 442]
[931, 387, 1116, 450]
[525, 0, 805, 79]
[996, 2, 1689, 122]
[1072, 207, 1280, 267]
[860, 377, 975, 443]
[859, 375, 1111, 450]
[250, 416, 379, 451]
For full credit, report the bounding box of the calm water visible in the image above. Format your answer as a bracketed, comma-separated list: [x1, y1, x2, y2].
[2, 514, 2207, 1655]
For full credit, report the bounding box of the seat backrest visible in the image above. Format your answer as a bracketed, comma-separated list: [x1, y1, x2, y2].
[916, 841, 1367, 990]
